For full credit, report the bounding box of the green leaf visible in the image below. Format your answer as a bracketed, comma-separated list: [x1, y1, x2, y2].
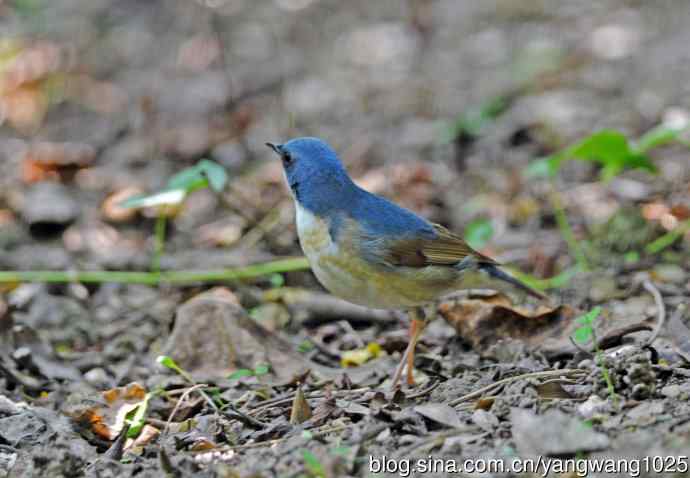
[302, 449, 325, 478]
[464, 218, 494, 250]
[120, 189, 187, 209]
[198, 160, 228, 192]
[524, 156, 561, 178]
[228, 369, 254, 380]
[624, 251, 640, 263]
[126, 392, 152, 438]
[563, 130, 656, 181]
[297, 340, 314, 353]
[269, 273, 285, 288]
[633, 124, 684, 153]
[156, 355, 195, 383]
[120, 160, 228, 210]
[253, 363, 270, 376]
[509, 266, 579, 291]
[440, 95, 510, 142]
[645, 219, 690, 254]
[156, 355, 182, 374]
[167, 166, 205, 191]
[575, 306, 602, 327]
[573, 325, 593, 344]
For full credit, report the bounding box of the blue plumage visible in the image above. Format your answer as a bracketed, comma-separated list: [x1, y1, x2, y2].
[278, 137, 436, 243]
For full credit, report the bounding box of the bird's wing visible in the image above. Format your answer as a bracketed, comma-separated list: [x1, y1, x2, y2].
[364, 223, 498, 268]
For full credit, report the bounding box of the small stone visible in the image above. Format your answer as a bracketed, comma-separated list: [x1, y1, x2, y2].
[84, 368, 110, 388]
[578, 359, 594, 369]
[661, 384, 681, 398]
[163, 288, 311, 381]
[577, 395, 611, 420]
[511, 408, 609, 455]
[21, 182, 80, 237]
[652, 264, 686, 284]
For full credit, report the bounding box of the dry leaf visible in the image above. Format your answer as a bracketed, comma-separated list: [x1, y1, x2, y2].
[535, 380, 573, 399]
[289, 385, 312, 424]
[101, 187, 144, 222]
[72, 382, 148, 441]
[438, 292, 579, 358]
[340, 342, 383, 367]
[414, 402, 463, 428]
[125, 424, 160, 452]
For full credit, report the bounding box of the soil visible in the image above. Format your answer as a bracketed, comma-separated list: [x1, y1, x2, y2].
[1, 1, 690, 477]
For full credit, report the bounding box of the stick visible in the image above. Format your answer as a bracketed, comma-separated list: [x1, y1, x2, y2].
[642, 279, 666, 347]
[0, 257, 310, 285]
[448, 368, 587, 407]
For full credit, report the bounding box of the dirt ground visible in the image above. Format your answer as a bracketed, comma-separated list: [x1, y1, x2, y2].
[1, 0, 690, 477]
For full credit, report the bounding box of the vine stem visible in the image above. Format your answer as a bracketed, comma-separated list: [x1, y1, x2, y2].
[548, 185, 590, 271]
[0, 257, 310, 285]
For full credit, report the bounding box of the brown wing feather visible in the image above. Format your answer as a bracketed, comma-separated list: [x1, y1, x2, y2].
[384, 223, 498, 268]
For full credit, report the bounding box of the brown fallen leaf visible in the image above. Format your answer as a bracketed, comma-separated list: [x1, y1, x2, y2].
[289, 385, 312, 424]
[535, 380, 573, 399]
[414, 402, 463, 429]
[101, 187, 144, 223]
[438, 292, 579, 358]
[68, 382, 148, 441]
[439, 292, 655, 358]
[125, 424, 160, 453]
[21, 142, 96, 183]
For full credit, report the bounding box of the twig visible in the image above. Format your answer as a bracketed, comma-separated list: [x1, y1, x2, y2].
[642, 279, 666, 347]
[246, 387, 371, 415]
[548, 186, 589, 271]
[448, 369, 587, 407]
[0, 257, 310, 285]
[406, 379, 441, 400]
[395, 428, 485, 458]
[103, 423, 130, 461]
[196, 423, 349, 453]
[164, 384, 207, 435]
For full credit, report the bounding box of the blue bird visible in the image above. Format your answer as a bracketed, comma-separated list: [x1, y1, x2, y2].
[267, 137, 547, 388]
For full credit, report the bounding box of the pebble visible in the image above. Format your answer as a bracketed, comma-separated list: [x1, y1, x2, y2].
[84, 368, 110, 388]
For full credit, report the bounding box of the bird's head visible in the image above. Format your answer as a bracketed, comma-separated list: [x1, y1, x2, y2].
[266, 137, 356, 213]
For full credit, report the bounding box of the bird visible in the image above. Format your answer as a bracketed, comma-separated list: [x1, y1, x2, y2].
[266, 137, 547, 389]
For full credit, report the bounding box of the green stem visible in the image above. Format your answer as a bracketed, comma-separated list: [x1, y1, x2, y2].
[645, 218, 690, 254]
[0, 257, 310, 285]
[152, 214, 167, 273]
[549, 186, 590, 271]
[591, 327, 618, 404]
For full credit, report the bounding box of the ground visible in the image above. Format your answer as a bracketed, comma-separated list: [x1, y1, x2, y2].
[1, 0, 690, 477]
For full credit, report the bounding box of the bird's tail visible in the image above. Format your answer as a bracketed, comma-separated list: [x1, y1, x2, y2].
[477, 263, 548, 301]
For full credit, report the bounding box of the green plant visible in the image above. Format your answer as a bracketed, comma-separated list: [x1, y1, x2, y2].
[571, 307, 617, 402]
[440, 95, 511, 143]
[125, 391, 152, 438]
[121, 159, 228, 272]
[302, 449, 326, 478]
[525, 122, 688, 276]
[464, 218, 494, 250]
[527, 123, 686, 182]
[227, 363, 270, 380]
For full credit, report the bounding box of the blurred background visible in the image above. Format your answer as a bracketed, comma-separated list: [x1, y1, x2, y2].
[2, 2, 690, 475]
[1, 0, 689, 279]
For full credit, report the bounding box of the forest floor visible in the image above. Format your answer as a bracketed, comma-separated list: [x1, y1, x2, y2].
[1, 0, 690, 476]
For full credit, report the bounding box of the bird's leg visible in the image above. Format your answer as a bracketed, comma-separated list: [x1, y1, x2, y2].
[390, 307, 427, 390]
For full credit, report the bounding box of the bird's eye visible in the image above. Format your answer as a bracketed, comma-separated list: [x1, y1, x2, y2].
[282, 152, 293, 166]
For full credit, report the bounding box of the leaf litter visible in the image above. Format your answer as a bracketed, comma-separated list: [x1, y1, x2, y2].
[1, 1, 690, 477]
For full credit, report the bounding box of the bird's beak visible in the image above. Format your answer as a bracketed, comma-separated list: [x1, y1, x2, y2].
[265, 142, 283, 155]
